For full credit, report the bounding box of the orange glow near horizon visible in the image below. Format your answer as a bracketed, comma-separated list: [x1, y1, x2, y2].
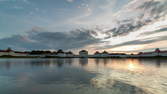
[109, 45, 145, 52]
[106, 40, 167, 54]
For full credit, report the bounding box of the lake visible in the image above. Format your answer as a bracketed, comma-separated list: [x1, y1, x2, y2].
[0, 58, 167, 94]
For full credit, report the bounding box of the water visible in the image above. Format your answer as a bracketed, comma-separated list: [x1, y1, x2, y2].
[0, 58, 167, 94]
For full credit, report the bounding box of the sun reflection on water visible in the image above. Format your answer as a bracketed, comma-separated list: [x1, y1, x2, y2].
[89, 59, 167, 94]
[127, 63, 136, 71]
[103, 59, 146, 73]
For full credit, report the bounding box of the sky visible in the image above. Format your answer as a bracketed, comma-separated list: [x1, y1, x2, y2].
[0, 0, 167, 53]
[0, 0, 129, 38]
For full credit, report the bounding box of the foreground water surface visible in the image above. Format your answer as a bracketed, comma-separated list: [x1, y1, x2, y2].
[0, 58, 167, 94]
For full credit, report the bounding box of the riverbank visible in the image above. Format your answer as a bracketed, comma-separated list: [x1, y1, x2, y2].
[1, 55, 167, 59]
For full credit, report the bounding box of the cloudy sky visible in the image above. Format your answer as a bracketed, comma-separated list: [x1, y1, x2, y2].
[0, 0, 167, 53]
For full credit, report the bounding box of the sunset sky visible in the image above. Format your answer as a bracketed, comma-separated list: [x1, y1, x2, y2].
[0, 0, 167, 53]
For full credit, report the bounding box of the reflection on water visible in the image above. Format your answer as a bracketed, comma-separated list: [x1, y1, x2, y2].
[91, 58, 167, 94]
[104, 59, 145, 72]
[0, 58, 167, 94]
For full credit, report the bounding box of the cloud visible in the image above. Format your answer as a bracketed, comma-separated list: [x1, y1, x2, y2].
[66, 0, 75, 3]
[0, 28, 100, 50]
[69, 0, 167, 37]
[139, 27, 167, 36]
[104, 0, 167, 36]
[101, 35, 167, 51]
[1, 0, 167, 52]
[66, 0, 117, 27]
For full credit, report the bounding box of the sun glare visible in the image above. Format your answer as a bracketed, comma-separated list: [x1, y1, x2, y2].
[127, 63, 136, 71]
[105, 59, 145, 72]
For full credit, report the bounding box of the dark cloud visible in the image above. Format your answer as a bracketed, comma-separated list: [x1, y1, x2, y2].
[0, 28, 100, 50]
[138, 0, 167, 18]
[107, 20, 144, 37]
[105, 0, 167, 37]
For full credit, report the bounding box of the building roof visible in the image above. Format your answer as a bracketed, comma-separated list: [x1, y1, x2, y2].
[0, 50, 13, 52]
[15, 51, 29, 54]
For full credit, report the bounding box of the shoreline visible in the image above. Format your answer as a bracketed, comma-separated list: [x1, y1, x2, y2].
[0, 56, 167, 59]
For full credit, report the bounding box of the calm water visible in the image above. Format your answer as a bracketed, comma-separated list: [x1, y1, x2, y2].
[0, 58, 167, 94]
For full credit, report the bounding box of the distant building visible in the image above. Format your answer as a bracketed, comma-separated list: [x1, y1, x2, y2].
[101, 51, 109, 57]
[94, 51, 100, 55]
[137, 48, 167, 57]
[79, 50, 88, 57]
[109, 53, 127, 58]
[1, 47, 167, 58]
[14, 51, 30, 56]
[57, 49, 66, 57]
[93, 51, 101, 57]
[0, 48, 29, 57]
[155, 48, 160, 52]
[65, 51, 74, 57]
[93, 51, 127, 58]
